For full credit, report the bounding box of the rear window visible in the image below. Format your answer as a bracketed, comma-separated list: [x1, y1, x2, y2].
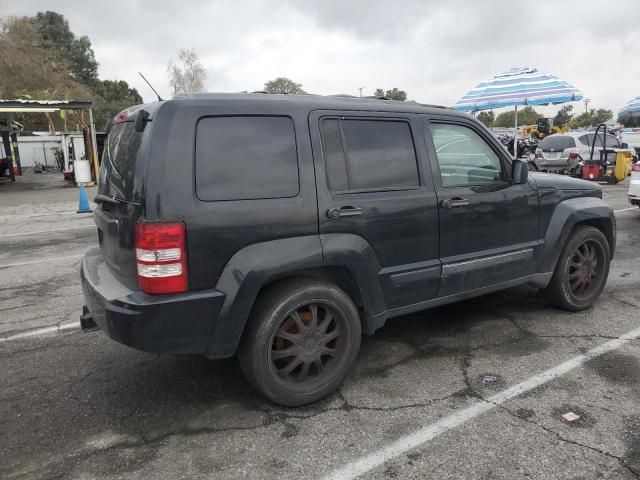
[320, 118, 419, 192]
[195, 116, 299, 201]
[99, 122, 143, 201]
[539, 136, 576, 151]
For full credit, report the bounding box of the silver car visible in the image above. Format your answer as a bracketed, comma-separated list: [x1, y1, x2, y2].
[534, 132, 623, 175]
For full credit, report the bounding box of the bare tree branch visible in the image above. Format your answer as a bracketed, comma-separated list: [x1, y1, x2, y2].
[167, 48, 207, 94]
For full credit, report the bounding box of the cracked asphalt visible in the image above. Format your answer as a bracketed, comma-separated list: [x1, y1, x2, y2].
[1, 173, 639, 480]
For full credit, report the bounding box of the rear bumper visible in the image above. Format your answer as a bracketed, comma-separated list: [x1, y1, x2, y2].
[629, 177, 640, 205]
[536, 158, 575, 169]
[81, 248, 225, 354]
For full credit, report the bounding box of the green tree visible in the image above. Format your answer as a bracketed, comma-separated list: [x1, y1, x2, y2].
[34, 11, 98, 85]
[0, 17, 90, 99]
[92, 80, 143, 129]
[0, 14, 142, 132]
[477, 110, 495, 128]
[494, 106, 542, 127]
[264, 77, 305, 94]
[374, 88, 407, 101]
[554, 105, 573, 126]
[570, 108, 614, 129]
[592, 108, 613, 125]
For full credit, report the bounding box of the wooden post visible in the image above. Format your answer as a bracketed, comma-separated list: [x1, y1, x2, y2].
[87, 108, 100, 183]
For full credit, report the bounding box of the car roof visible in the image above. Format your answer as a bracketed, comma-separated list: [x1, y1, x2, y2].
[159, 92, 454, 116]
[547, 132, 616, 139]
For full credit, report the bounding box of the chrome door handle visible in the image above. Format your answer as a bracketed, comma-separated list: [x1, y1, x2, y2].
[326, 207, 363, 219]
[441, 197, 469, 208]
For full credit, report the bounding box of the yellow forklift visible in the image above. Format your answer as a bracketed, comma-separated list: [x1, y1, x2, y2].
[521, 118, 570, 139]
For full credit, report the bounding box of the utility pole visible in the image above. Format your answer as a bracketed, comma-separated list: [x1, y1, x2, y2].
[583, 98, 591, 114]
[358, 87, 364, 97]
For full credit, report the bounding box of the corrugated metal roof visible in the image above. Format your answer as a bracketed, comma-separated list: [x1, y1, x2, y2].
[0, 99, 92, 109]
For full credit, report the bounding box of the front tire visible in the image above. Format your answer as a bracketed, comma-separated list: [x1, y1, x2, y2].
[542, 226, 610, 310]
[238, 279, 361, 406]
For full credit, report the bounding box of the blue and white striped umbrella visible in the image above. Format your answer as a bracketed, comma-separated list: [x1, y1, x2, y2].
[618, 97, 640, 118]
[454, 66, 583, 112]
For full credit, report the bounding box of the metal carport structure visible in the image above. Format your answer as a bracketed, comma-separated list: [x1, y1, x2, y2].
[0, 99, 99, 183]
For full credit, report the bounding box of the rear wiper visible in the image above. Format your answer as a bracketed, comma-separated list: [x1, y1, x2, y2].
[94, 193, 124, 205]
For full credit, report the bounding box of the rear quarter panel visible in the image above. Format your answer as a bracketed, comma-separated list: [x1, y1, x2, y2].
[143, 100, 319, 290]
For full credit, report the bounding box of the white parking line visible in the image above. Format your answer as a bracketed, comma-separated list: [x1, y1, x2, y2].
[614, 206, 637, 213]
[0, 254, 83, 269]
[0, 225, 95, 239]
[322, 324, 640, 480]
[0, 211, 93, 220]
[0, 321, 80, 343]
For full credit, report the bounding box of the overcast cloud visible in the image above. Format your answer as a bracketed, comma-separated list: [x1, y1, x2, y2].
[1, 0, 639, 115]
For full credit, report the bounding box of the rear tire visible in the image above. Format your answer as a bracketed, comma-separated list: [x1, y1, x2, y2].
[238, 279, 361, 406]
[542, 226, 610, 310]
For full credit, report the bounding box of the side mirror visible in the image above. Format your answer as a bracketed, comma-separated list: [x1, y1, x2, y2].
[512, 159, 529, 184]
[621, 142, 629, 149]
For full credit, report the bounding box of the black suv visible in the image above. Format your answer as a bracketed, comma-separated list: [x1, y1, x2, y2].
[81, 94, 615, 406]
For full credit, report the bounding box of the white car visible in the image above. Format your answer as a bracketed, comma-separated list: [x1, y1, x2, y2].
[621, 130, 640, 159]
[629, 161, 640, 208]
[535, 132, 636, 175]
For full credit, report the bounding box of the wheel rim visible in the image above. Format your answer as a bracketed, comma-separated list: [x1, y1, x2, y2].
[268, 302, 346, 390]
[567, 239, 606, 300]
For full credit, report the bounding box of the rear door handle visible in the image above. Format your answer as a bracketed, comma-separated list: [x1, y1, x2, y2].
[326, 206, 363, 219]
[440, 197, 470, 208]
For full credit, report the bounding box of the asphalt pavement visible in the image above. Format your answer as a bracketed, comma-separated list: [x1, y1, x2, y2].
[1, 173, 639, 480]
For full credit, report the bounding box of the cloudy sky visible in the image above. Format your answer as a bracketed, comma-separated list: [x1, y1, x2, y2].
[2, 0, 639, 116]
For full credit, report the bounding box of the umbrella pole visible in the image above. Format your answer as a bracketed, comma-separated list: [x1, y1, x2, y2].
[513, 105, 518, 159]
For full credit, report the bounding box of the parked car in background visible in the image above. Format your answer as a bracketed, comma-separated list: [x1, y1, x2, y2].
[629, 161, 640, 209]
[621, 130, 640, 159]
[534, 132, 630, 175]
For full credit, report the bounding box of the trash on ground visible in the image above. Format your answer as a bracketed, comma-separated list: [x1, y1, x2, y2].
[481, 375, 498, 386]
[562, 412, 580, 422]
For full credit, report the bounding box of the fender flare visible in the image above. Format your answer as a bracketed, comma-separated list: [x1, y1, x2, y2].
[320, 233, 387, 333]
[206, 233, 387, 357]
[540, 196, 615, 275]
[206, 235, 323, 358]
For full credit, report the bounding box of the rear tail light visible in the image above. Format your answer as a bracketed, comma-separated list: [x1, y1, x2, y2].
[535, 148, 542, 160]
[568, 149, 580, 159]
[135, 222, 188, 294]
[633, 163, 640, 172]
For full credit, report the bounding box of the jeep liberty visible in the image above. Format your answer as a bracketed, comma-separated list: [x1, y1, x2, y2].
[81, 94, 615, 406]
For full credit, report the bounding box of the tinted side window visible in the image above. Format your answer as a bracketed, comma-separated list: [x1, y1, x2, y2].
[320, 118, 419, 192]
[320, 119, 349, 191]
[429, 123, 503, 187]
[605, 135, 620, 148]
[196, 116, 299, 201]
[585, 134, 619, 148]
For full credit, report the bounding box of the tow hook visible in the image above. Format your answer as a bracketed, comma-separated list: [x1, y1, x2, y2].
[80, 305, 99, 332]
